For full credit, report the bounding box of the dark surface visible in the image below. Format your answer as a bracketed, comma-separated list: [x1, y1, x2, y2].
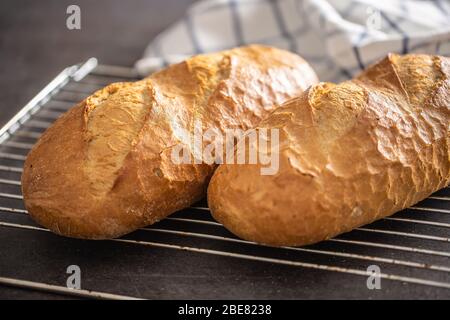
[0, 0, 196, 128]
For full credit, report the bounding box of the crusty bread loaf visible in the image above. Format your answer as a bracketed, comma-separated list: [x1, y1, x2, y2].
[208, 53, 450, 247]
[22, 45, 318, 239]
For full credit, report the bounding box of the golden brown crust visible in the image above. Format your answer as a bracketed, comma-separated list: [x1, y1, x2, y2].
[207, 53, 450, 247]
[22, 45, 318, 239]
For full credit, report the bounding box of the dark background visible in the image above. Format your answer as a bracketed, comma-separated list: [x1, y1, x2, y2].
[0, 0, 196, 127]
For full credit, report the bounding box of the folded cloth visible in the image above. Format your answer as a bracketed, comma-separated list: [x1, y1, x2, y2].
[135, 0, 450, 82]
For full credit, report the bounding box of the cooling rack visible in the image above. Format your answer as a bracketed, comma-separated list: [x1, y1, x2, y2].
[0, 59, 449, 299]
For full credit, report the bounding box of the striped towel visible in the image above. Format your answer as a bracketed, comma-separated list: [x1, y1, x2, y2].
[135, 0, 450, 82]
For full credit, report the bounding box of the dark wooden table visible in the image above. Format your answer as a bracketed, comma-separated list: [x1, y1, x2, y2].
[0, 0, 195, 128]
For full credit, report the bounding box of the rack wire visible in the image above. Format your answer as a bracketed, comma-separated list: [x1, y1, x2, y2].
[0, 59, 449, 299]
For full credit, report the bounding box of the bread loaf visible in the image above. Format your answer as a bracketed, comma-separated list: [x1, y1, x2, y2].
[207, 53, 450, 246]
[22, 45, 318, 239]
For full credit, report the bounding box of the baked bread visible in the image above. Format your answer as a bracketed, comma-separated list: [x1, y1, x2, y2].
[208, 53, 450, 246]
[22, 45, 318, 239]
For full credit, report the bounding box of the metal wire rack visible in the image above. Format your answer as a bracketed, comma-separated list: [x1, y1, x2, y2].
[0, 59, 449, 300]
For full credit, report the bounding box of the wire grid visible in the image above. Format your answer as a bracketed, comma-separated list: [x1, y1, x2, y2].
[0, 59, 449, 300]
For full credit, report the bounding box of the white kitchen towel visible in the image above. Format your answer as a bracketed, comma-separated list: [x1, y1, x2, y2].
[135, 0, 450, 82]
